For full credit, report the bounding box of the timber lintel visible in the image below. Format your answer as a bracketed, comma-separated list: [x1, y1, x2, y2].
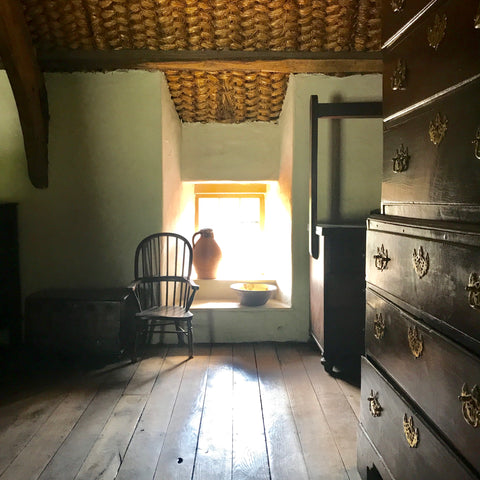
[0, 0, 49, 188]
[37, 49, 383, 74]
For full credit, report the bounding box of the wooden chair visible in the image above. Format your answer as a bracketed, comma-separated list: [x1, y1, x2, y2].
[129, 233, 199, 361]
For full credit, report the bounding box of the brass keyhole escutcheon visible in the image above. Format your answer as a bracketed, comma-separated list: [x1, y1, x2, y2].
[473, 126, 480, 160]
[390, 0, 405, 13]
[391, 59, 407, 91]
[392, 144, 410, 173]
[459, 383, 480, 428]
[403, 414, 419, 447]
[429, 113, 448, 146]
[408, 325, 424, 358]
[373, 313, 385, 340]
[427, 13, 447, 50]
[466, 272, 480, 310]
[412, 246, 429, 278]
[368, 390, 383, 417]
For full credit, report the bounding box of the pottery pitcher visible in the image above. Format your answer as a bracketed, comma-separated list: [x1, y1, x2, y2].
[192, 228, 222, 279]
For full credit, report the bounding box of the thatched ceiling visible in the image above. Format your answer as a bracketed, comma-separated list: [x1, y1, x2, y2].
[19, 0, 381, 123]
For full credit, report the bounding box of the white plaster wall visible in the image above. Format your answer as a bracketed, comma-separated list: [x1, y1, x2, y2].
[293, 74, 383, 223]
[160, 73, 194, 238]
[275, 78, 294, 306]
[181, 122, 281, 181]
[19, 71, 165, 296]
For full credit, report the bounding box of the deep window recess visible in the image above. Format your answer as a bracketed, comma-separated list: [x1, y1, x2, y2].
[194, 183, 267, 279]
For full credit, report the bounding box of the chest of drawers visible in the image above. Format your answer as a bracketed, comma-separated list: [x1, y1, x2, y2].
[358, 1, 480, 478]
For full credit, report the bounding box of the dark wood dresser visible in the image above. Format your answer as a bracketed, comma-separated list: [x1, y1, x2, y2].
[310, 225, 366, 376]
[357, 1, 480, 479]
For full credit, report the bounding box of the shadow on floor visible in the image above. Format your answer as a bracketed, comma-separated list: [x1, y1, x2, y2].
[0, 344, 127, 407]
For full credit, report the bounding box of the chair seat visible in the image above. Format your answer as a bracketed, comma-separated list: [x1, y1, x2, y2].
[136, 305, 193, 320]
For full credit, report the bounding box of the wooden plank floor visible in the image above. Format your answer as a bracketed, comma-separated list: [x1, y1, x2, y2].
[0, 343, 361, 480]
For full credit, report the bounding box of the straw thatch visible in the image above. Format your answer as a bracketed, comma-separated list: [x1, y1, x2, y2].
[20, 0, 381, 122]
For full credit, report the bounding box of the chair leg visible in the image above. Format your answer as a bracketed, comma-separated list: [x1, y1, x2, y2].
[187, 318, 193, 358]
[174, 320, 186, 346]
[131, 327, 139, 363]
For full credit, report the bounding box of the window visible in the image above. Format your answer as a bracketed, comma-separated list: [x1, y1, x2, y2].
[194, 183, 267, 279]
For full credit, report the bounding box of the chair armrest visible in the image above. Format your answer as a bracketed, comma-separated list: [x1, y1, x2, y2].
[128, 280, 141, 290]
[128, 277, 199, 311]
[186, 278, 200, 291]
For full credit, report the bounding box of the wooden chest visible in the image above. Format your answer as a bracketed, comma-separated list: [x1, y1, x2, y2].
[358, 0, 480, 478]
[25, 288, 137, 358]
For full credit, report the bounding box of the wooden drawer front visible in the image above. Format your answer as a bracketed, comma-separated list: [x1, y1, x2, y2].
[382, 0, 435, 46]
[360, 357, 476, 480]
[366, 218, 480, 346]
[382, 77, 480, 213]
[366, 288, 480, 471]
[357, 423, 396, 480]
[383, 0, 480, 118]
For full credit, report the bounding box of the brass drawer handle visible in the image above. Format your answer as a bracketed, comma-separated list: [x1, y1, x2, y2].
[412, 246, 429, 278]
[408, 325, 424, 358]
[374, 313, 385, 340]
[427, 13, 447, 50]
[392, 144, 410, 172]
[459, 383, 480, 428]
[466, 273, 480, 310]
[429, 113, 448, 146]
[403, 414, 419, 447]
[368, 390, 383, 417]
[390, 0, 405, 13]
[374, 244, 390, 271]
[391, 59, 407, 91]
[473, 126, 480, 160]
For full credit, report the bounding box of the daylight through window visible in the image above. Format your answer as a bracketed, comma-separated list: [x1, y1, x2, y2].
[194, 183, 267, 279]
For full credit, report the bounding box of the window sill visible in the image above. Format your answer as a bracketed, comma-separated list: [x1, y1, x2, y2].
[191, 279, 290, 310]
[192, 298, 290, 310]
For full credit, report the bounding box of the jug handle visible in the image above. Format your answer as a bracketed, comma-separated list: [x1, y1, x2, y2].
[192, 231, 201, 247]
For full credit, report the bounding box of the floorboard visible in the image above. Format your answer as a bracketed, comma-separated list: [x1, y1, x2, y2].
[277, 343, 349, 480]
[0, 342, 361, 480]
[192, 344, 233, 480]
[232, 343, 270, 480]
[2, 384, 99, 480]
[255, 343, 309, 480]
[116, 348, 184, 480]
[153, 345, 211, 480]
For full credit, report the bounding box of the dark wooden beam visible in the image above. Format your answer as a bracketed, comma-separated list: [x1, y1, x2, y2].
[38, 49, 382, 74]
[0, 0, 49, 188]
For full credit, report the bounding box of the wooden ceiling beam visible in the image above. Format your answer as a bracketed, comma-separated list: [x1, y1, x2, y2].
[0, 0, 49, 188]
[37, 50, 382, 74]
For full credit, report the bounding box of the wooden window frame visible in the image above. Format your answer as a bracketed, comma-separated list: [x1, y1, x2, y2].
[194, 183, 266, 231]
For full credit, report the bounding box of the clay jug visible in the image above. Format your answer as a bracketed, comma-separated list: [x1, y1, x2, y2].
[192, 228, 222, 279]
